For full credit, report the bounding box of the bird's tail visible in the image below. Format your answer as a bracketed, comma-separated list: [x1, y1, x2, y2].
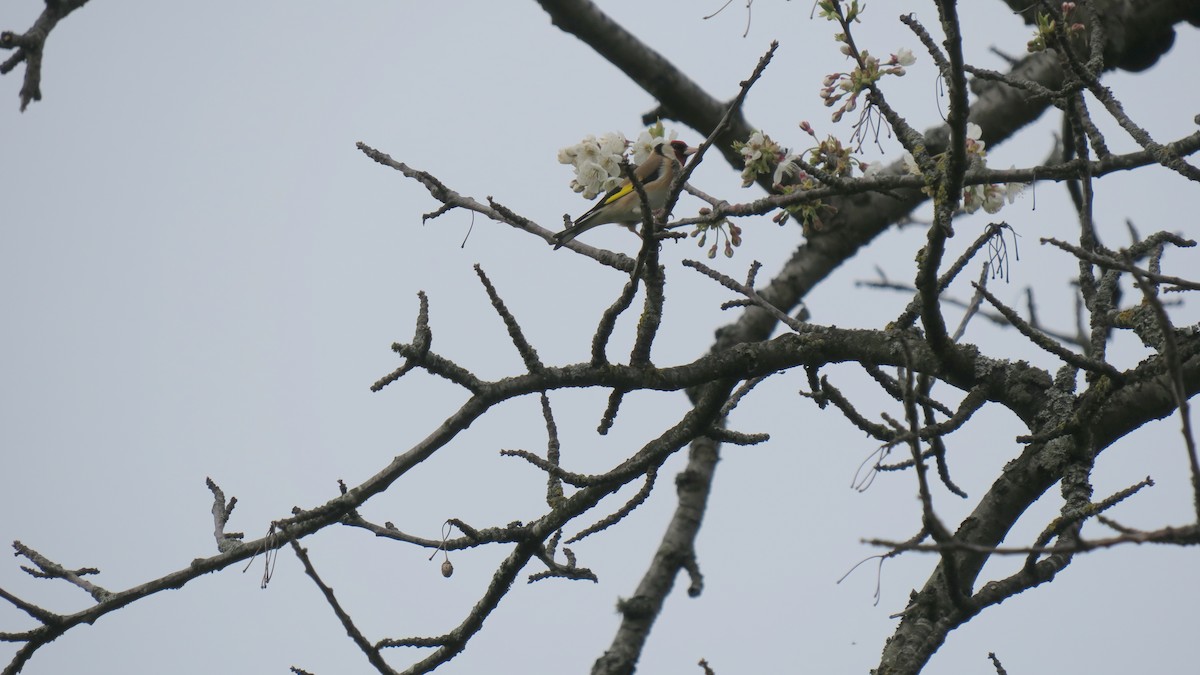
[551, 216, 600, 249]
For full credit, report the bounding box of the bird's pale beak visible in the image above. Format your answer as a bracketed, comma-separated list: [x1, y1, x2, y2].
[683, 145, 698, 155]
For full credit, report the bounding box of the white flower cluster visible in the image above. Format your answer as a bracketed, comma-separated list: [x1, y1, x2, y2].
[737, 130, 794, 188]
[737, 128, 883, 191]
[558, 128, 678, 200]
[903, 123, 1026, 214]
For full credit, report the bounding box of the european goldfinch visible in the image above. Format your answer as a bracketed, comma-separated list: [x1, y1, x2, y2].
[553, 139, 697, 249]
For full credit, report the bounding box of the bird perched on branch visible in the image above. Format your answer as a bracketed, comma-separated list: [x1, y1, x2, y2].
[552, 139, 697, 249]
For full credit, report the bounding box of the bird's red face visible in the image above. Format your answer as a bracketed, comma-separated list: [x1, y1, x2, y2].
[668, 139, 698, 164]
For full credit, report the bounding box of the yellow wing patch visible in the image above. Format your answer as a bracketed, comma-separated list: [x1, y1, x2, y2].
[601, 160, 664, 206]
[602, 183, 634, 205]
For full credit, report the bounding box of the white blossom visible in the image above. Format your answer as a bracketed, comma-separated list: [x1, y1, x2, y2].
[773, 153, 801, 188]
[574, 161, 608, 199]
[631, 128, 676, 164]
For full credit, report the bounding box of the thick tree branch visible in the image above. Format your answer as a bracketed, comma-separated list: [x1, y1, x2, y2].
[535, 0, 756, 172]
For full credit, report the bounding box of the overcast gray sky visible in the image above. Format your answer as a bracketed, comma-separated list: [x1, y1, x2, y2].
[2, 2, 1198, 674]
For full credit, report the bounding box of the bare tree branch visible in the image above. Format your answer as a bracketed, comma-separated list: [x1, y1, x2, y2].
[0, 0, 91, 110]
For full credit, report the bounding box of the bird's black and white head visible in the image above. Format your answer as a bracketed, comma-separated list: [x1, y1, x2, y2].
[658, 139, 698, 165]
